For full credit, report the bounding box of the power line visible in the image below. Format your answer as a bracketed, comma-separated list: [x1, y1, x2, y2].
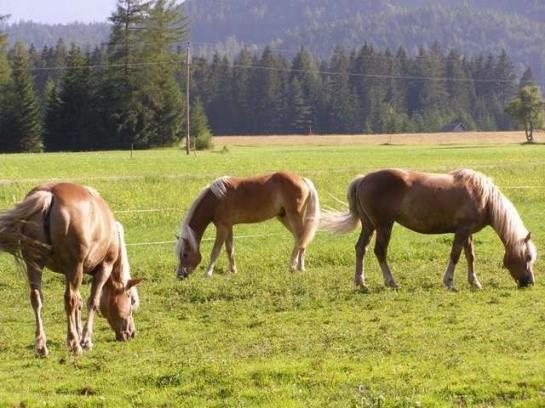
[27, 57, 545, 86]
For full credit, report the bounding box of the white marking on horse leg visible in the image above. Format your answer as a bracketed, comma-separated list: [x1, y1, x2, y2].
[82, 263, 112, 350]
[379, 262, 398, 289]
[443, 260, 457, 290]
[297, 247, 306, 271]
[64, 268, 84, 355]
[289, 246, 299, 271]
[225, 229, 237, 273]
[355, 225, 374, 288]
[464, 235, 482, 290]
[205, 226, 228, 277]
[30, 287, 48, 356]
[443, 231, 468, 291]
[27, 263, 48, 356]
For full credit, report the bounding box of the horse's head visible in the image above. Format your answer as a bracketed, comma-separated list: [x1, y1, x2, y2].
[504, 233, 537, 288]
[175, 236, 202, 279]
[100, 278, 142, 341]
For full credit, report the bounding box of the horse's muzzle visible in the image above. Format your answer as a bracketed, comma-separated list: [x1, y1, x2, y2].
[176, 266, 193, 279]
[518, 276, 535, 288]
[116, 329, 136, 341]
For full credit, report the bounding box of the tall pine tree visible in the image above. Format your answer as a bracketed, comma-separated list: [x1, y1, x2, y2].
[6, 42, 43, 152]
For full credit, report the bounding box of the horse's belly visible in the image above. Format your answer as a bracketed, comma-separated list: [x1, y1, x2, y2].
[396, 212, 460, 234]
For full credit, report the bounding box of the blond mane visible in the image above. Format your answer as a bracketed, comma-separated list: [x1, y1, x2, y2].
[174, 176, 231, 258]
[451, 169, 529, 248]
[114, 221, 139, 308]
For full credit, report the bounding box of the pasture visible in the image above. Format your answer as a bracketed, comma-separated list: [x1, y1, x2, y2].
[0, 136, 544, 407]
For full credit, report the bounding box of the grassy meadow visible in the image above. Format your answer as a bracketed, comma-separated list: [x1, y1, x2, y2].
[0, 139, 544, 407]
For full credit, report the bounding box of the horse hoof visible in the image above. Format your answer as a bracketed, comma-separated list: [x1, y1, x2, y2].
[354, 281, 369, 292]
[386, 282, 399, 289]
[446, 286, 459, 293]
[35, 345, 49, 357]
[230, 267, 238, 274]
[470, 282, 483, 290]
[81, 339, 93, 350]
[67, 340, 83, 355]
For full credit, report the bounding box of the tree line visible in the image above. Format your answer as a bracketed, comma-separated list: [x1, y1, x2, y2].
[194, 44, 537, 136]
[0, 1, 541, 152]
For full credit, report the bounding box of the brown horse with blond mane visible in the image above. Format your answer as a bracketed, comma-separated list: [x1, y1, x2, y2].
[321, 168, 536, 290]
[175, 172, 320, 278]
[0, 183, 141, 356]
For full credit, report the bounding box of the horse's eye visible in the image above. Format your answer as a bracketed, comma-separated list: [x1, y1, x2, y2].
[183, 253, 188, 258]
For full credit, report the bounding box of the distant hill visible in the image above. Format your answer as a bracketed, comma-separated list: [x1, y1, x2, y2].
[3, 20, 110, 50]
[3, 0, 545, 80]
[184, 0, 545, 79]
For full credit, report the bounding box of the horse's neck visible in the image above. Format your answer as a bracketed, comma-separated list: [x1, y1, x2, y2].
[487, 191, 526, 249]
[188, 193, 216, 246]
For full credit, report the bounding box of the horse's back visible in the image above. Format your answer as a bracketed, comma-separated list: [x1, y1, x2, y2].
[219, 172, 308, 223]
[358, 169, 486, 233]
[39, 183, 116, 272]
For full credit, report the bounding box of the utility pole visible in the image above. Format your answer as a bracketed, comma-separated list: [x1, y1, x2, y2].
[186, 41, 191, 155]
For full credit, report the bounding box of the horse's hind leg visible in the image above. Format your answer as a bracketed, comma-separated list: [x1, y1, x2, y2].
[464, 235, 482, 290]
[205, 225, 229, 277]
[225, 228, 237, 273]
[26, 261, 48, 356]
[278, 213, 306, 271]
[355, 222, 374, 288]
[64, 265, 84, 354]
[81, 262, 113, 350]
[374, 224, 398, 289]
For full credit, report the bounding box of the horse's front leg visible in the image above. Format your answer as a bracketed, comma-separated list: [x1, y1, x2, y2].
[205, 225, 229, 277]
[64, 266, 84, 354]
[81, 263, 112, 350]
[443, 230, 470, 291]
[464, 235, 482, 290]
[26, 261, 48, 357]
[225, 228, 237, 273]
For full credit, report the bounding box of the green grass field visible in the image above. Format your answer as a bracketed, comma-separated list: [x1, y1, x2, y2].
[0, 141, 544, 407]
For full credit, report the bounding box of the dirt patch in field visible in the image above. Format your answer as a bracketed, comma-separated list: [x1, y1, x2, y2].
[213, 131, 539, 147]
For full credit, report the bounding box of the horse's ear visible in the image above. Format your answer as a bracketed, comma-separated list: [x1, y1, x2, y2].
[524, 232, 532, 243]
[126, 278, 143, 290]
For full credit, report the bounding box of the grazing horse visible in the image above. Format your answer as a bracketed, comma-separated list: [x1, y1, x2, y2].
[321, 168, 536, 290]
[175, 172, 320, 278]
[0, 183, 141, 356]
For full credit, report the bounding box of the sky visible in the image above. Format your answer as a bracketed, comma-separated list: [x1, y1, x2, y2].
[1, 0, 121, 24]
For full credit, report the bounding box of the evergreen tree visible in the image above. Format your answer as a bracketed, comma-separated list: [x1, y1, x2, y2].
[43, 79, 63, 150]
[326, 46, 360, 133]
[104, 0, 151, 148]
[519, 67, 535, 89]
[291, 47, 323, 132]
[287, 77, 312, 133]
[254, 47, 288, 134]
[0, 16, 13, 150]
[231, 48, 257, 134]
[5, 42, 43, 152]
[46, 44, 96, 151]
[140, 0, 186, 146]
[190, 97, 213, 150]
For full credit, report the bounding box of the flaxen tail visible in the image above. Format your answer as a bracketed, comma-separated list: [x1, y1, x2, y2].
[0, 190, 54, 261]
[319, 176, 363, 234]
[300, 178, 320, 247]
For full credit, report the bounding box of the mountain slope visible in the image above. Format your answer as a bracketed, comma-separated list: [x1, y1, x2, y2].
[183, 0, 545, 78]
